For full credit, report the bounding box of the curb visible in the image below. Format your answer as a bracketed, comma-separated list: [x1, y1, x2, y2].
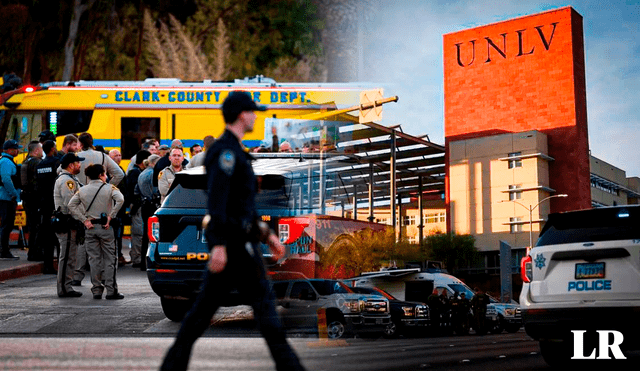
[0, 262, 44, 282]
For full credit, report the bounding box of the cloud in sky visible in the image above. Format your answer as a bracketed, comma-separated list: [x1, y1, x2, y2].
[357, 0, 640, 177]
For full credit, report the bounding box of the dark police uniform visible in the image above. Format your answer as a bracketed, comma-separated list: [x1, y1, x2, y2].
[21, 154, 42, 259]
[160, 129, 304, 371]
[35, 154, 60, 272]
[54, 169, 83, 297]
[471, 291, 489, 335]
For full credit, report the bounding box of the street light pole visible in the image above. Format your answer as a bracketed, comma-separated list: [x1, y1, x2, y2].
[502, 194, 568, 252]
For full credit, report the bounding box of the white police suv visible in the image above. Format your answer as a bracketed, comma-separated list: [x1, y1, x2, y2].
[520, 205, 640, 365]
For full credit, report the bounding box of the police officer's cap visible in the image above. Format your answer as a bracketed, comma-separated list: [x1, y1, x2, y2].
[3, 139, 23, 150]
[222, 91, 267, 124]
[61, 153, 85, 168]
[38, 130, 56, 142]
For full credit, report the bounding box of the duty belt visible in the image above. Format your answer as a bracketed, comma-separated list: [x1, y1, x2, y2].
[89, 218, 108, 226]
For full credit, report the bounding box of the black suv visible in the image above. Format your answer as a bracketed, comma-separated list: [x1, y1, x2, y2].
[146, 166, 288, 321]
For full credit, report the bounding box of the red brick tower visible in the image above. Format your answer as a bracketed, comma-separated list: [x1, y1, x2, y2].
[443, 7, 590, 222]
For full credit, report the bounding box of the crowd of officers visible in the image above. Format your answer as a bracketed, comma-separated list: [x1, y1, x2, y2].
[0, 130, 212, 299]
[427, 287, 490, 335]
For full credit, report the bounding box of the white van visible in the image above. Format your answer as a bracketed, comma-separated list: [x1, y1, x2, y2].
[349, 264, 521, 334]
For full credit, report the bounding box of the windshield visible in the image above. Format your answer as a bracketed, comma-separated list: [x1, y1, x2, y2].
[448, 283, 475, 299]
[309, 280, 352, 296]
[350, 286, 396, 300]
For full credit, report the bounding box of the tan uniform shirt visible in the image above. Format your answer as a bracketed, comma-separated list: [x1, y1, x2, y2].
[76, 148, 124, 186]
[186, 151, 206, 169]
[158, 165, 180, 203]
[68, 179, 125, 222]
[53, 170, 82, 215]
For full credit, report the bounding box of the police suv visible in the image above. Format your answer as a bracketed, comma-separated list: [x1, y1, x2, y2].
[146, 166, 289, 321]
[520, 205, 640, 365]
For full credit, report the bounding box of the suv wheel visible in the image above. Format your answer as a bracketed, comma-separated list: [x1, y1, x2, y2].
[383, 319, 400, 338]
[161, 297, 193, 322]
[327, 317, 346, 339]
[505, 323, 520, 333]
[489, 316, 504, 334]
[539, 340, 570, 366]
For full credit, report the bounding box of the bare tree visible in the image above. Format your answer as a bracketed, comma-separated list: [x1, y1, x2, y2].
[63, 0, 96, 81]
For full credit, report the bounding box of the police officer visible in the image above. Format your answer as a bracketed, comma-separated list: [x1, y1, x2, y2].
[21, 141, 43, 260]
[451, 292, 471, 335]
[127, 150, 151, 269]
[428, 289, 442, 330]
[54, 153, 85, 297]
[134, 154, 161, 270]
[471, 287, 489, 335]
[0, 140, 23, 260]
[34, 140, 59, 273]
[68, 164, 125, 300]
[160, 91, 305, 371]
[157, 147, 184, 204]
[76, 132, 124, 187]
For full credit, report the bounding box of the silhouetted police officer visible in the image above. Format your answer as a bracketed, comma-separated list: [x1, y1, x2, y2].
[160, 91, 305, 371]
[471, 288, 489, 335]
[35, 140, 59, 273]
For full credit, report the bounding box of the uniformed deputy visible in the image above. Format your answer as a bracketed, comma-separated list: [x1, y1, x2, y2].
[68, 164, 125, 300]
[54, 153, 85, 298]
[160, 91, 305, 371]
[157, 147, 184, 204]
[76, 132, 124, 187]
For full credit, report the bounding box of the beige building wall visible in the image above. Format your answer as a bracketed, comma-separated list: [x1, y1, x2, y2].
[590, 156, 640, 206]
[449, 131, 556, 251]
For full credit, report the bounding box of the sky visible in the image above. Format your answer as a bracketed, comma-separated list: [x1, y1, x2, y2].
[357, 0, 640, 178]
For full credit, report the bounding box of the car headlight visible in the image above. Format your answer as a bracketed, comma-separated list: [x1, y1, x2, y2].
[401, 306, 415, 317]
[344, 299, 364, 313]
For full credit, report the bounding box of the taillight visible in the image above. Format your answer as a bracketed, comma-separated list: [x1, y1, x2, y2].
[148, 215, 160, 242]
[521, 255, 532, 283]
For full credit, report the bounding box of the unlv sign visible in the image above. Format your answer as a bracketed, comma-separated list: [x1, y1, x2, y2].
[455, 22, 558, 67]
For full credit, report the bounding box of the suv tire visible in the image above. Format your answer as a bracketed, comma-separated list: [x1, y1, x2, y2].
[383, 319, 400, 338]
[161, 297, 194, 322]
[327, 316, 346, 339]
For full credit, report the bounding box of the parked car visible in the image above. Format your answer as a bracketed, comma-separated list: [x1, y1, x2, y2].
[520, 205, 640, 365]
[271, 279, 391, 339]
[349, 286, 429, 338]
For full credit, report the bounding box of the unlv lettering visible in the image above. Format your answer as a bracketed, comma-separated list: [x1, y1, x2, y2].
[456, 22, 559, 67]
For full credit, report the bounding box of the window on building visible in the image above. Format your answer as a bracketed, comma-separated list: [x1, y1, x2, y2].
[510, 217, 522, 233]
[403, 215, 416, 225]
[509, 184, 522, 200]
[424, 212, 445, 224]
[508, 152, 522, 169]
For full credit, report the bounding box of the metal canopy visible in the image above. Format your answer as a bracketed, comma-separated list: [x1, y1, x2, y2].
[252, 120, 446, 222]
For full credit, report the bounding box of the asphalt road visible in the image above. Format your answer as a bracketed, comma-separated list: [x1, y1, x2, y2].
[0, 266, 637, 370]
